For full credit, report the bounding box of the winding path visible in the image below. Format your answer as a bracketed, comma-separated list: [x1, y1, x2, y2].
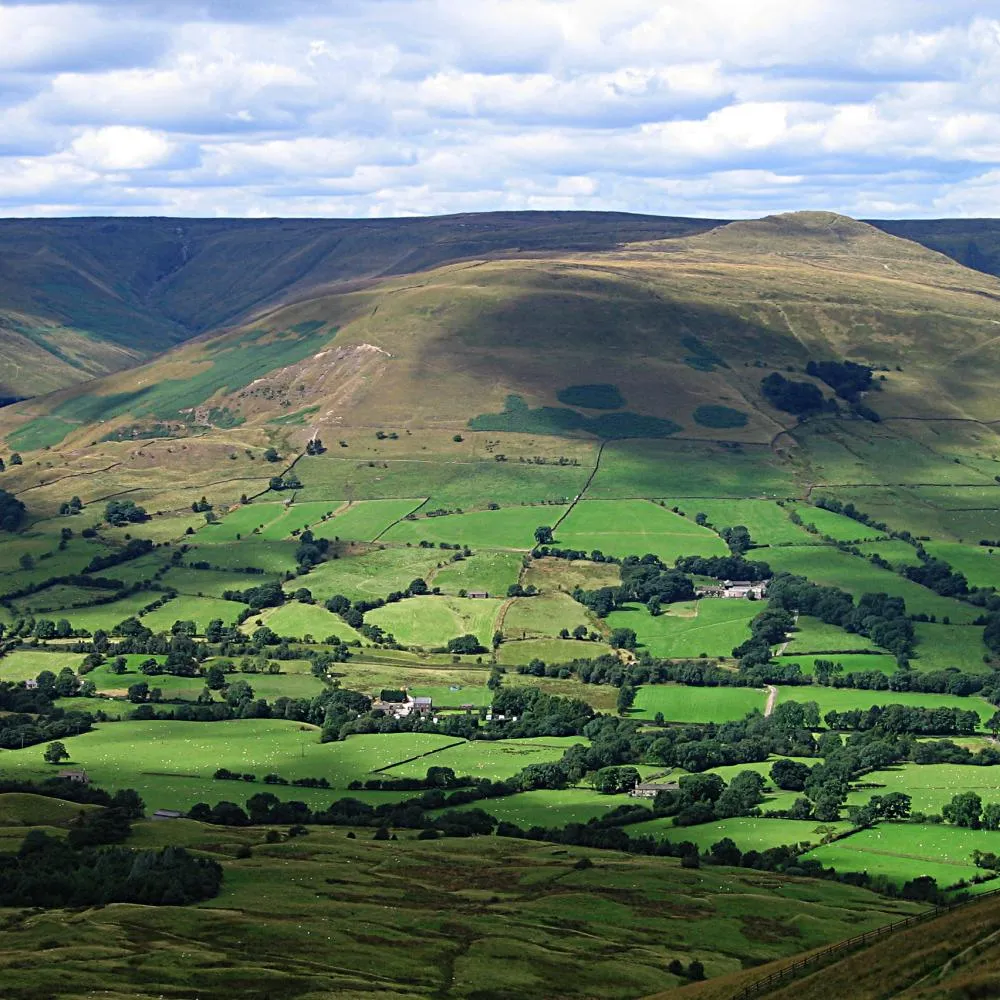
[764, 685, 779, 717]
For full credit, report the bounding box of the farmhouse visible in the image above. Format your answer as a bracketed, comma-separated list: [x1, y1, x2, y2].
[57, 769, 90, 784]
[467, 590, 489, 599]
[23, 678, 38, 689]
[630, 780, 679, 800]
[373, 694, 434, 719]
[695, 579, 769, 599]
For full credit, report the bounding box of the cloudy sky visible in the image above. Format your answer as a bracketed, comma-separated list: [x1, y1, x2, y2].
[2, 0, 1000, 218]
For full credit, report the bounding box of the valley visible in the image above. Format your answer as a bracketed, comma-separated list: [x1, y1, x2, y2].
[4, 210, 1000, 998]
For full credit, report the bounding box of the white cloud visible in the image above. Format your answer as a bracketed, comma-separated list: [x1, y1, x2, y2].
[0, 1, 999, 217]
[70, 126, 173, 170]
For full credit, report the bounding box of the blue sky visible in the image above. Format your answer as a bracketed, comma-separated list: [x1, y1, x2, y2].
[1, 0, 999, 218]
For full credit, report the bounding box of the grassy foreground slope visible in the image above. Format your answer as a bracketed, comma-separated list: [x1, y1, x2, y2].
[650, 884, 1000, 1000]
[0, 802, 920, 1000]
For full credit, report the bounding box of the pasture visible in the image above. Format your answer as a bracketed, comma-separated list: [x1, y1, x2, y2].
[0, 648, 84, 682]
[141, 595, 250, 632]
[555, 499, 728, 561]
[363, 594, 503, 648]
[289, 546, 447, 602]
[383, 504, 569, 550]
[846, 763, 1000, 815]
[439, 788, 648, 828]
[661, 498, 810, 546]
[627, 816, 850, 853]
[431, 550, 523, 597]
[607, 598, 757, 658]
[762, 545, 980, 623]
[787, 503, 889, 541]
[502, 592, 595, 640]
[496, 637, 612, 666]
[804, 823, 994, 889]
[774, 653, 901, 676]
[781, 615, 878, 654]
[246, 602, 366, 643]
[632, 684, 766, 723]
[0, 721, 461, 811]
[912, 622, 991, 672]
[311, 498, 425, 541]
[924, 541, 1000, 589]
[522, 555, 621, 593]
[382, 736, 586, 781]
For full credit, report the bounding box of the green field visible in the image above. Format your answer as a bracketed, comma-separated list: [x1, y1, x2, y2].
[788, 504, 889, 542]
[555, 500, 728, 561]
[383, 504, 569, 550]
[502, 592, 595, 640]
[246, 602, 366, 643]
[0, 721, 460, 811]
[291, 546, 447, 602]
[661, 499, 810, 546]
[846, 763, 1000, 815]
[762, 545, 980, 622]
[497, 637, 612, 665]
[161, 565, 281, 598]
[207, 501, 289, 541]
[0, 648, 84, 681]
[383, 736, 586, 781]
[142, 595, 250, 632]
[804, 823, 996, 888]
[363, 594, 504, 648]
[924, 541, 1000, 589]
[781, 615, 879, 655]
[607, 598, 757, 658]
[912, 622, 992, 672]
[440, 787, 648, 828]
[431, 550, 523, 597]
[627, 816, 850, 853]
[774, 653, 901, 676]
[853, 539, 924, 568]
[311, 498, 426, 541]
[632, 684, 766, 722]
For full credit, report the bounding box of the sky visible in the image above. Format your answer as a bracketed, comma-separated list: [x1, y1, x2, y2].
[1, 0, 1000, 219]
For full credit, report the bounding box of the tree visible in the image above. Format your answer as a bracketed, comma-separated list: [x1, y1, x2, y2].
[264, 448, 280, 462]
[105, 499, 148, 526]
[609, 627, 637, 650]
[983, 803, 1000, 831]
[448, 634, 486, 655]
[19, 553, 33, 571]
[770, 758, 811, 791]
[127, 681, 150, 703]
[43, 741, 69, 765]
[0, 489, 26, 532]
[943, 791, 983, 829]
[616, 683, 636, 715]
[534, 525, 554, 546]
[9, 452, 21, 465]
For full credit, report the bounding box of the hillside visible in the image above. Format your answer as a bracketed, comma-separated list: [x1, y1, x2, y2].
[650, 886, 1000, 999]
[0, 212, 717, 399]
[7, 211, 1000, 446]
[0, 803, 920, 1000]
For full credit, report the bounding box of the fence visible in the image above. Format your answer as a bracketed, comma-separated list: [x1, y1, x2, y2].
[731, 882, 1000, 999]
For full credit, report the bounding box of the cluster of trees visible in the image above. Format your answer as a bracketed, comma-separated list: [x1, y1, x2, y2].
[0, 833, 222, 907]
[222, 580, 286, 609]
[0, 488, 25, 532]
[822, 704, 981, 735]
[674, 554, 772, 581]
[766, 574, 914, 660]
[573, 554, 695, 617]
[761, 372, 824, 415]
[812, 659, 999, 699]
[58, 496, 84, 516]
[104, 499, 149, 526]
[942, 792, 1000, 830]
[0, 681, 94, 750]
[805, 360, 874, 402]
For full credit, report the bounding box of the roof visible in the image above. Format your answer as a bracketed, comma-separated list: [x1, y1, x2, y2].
[413, 697, 433, 706]
[634, 781, 679, 791]
[152, 809, 183, 819]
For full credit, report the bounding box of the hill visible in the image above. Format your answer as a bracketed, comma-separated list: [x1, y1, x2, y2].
[0, 212, 718, 399]
[0, 805, 919, 1000]
[649, 886, 1000, 999]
